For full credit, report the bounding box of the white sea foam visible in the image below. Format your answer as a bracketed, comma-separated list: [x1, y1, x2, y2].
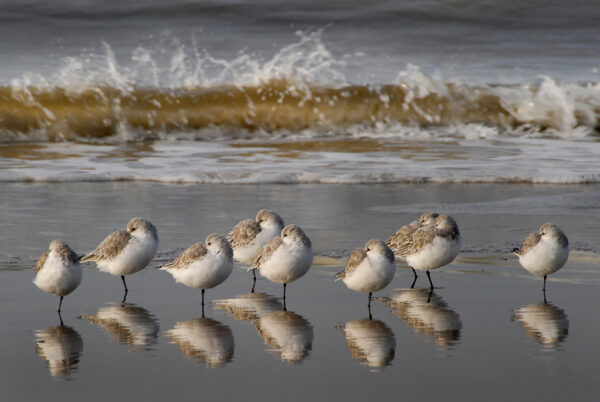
[2, 136, 600, 184]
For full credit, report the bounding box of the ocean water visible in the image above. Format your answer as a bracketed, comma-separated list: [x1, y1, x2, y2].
[1, 0, 599, 183]
[1, 182, 600, 401]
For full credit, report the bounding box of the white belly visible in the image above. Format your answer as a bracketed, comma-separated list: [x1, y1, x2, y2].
[519, 241, 569, 276]
[98, 235, 158, 276]
[34, 254, 82, 296]
[406, 236, 461, 271]
[258, 245, 313, 284]
[343, 256, 395, 293]
[169, 254, 233, 290]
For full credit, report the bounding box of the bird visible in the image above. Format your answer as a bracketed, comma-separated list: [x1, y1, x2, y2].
[81, 217, 158, 301]
[227, 210, 285, 283]
[33, 240, 83, 313]
[389, 214, 461, 289]
[336, 239, 395, 313]
[513, 223, 569, 292]
[250, 224, 313, 302]
[160, 234, 233, 314]
[387, 212, 438, 286]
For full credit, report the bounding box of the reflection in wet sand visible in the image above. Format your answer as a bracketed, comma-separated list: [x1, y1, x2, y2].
[338, 318, 395, 370]
[513, 302, 569, 349]
[80, 303, 159, 351]
[380, 288, 462, 347]
[215, 293, 313, 364]
[35, 325, 83, 379]
[214, 292, 284, 321]
[166, 318, 234, 368]
[255, 310, 314, 364]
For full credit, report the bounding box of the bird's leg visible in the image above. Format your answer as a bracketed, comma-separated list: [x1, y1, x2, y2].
[283, 283, 287, 300]
[251, 276, 256, 293]
[57, 295, 63, 312]
[410, 267, 418, 288]
[543, 275, 547, 292]
[252, 269, 256, 280]
[58, 310, 64, 327]
[427, 287, 433, 303]
[426, 270, 434, 290]
[368, 292, 373, 319]
[202, 289, 205, 317]
[121, 275, 128, 303]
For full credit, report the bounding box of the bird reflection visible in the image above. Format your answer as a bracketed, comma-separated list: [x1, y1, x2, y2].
[35, 324, 83, 379]
[338, 318, 395, 370]
[513, 301, 569, 349]
[215, 293, 313, 364]
[80, 303, 159, 351]
[214, 292, 284, 320]
[379, 288, 462, 347]
[166, 318, 234, 368]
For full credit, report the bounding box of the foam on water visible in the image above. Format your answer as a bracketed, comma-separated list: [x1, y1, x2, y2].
[1, 136, 599, 184]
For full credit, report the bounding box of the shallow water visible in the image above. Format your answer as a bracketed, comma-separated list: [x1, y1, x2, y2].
[1, 182, 599, 401]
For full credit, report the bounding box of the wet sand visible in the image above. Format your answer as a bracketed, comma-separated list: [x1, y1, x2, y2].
[1, 182, 600, 401]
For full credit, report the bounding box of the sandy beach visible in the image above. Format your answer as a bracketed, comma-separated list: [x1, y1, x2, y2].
[1, 182, 599, 401]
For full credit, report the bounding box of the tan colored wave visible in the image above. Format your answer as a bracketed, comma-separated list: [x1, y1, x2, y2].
[2, 79, 579, 142]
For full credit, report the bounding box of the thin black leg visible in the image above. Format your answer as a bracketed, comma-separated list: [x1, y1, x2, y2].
[543, 275, 547, 292]
[426, 270, 434, 290]
[202, 289, 205, 317]
[58, 310, 64, 327]
[368, 292, 373, 319]
[427, 287, 433, 303]
[251, 276, 256, 293]
[57, 295, 64, 312]
[252, 269, 256, 280]
[283, 283, 287, 299]
[410, 267, 418, 288]
[121, 275, 128, 303]
[543, 288, 547, 304]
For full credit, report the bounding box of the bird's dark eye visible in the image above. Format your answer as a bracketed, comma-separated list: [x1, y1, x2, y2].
[367, 248, 371, 251]
[283, 234, 287, 237]
[208, 242, 212, 246]
[131, 227, 136, 231]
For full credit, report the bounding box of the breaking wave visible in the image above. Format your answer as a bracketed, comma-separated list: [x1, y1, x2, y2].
[2, 31, 599, 143]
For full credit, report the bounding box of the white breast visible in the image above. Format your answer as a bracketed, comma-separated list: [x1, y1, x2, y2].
[258, 243, 313, 284]
[169, 253, 233, 290]
[33, 252, 82, 296]
[99, 234, 158, 276]
[518, 239, 569, 276]
[343, 254, 395, 293]
[406, 236, 461, 271]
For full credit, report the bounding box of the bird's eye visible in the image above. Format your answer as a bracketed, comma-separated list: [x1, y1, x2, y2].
[207, 242, 212, 246]
[131, 227, 136, 231]
[367, 248, 371, 251]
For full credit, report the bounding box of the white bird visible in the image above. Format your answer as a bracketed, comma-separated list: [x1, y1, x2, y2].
[81, 217, 158, 300]
[250, 224, 313, 301]
[513, 223, 569, 291]
[387, 212, 438, 282]
[161, 234, 233, 312]
[389, 214, 461, 289]
[227, 210, 285, 282]
[33, 240, 82, 312]
[336, 239, 395, 311]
